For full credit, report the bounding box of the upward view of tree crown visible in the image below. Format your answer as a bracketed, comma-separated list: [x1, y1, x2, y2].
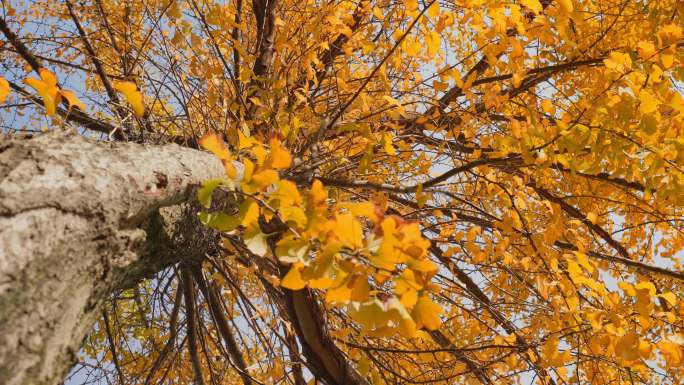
[1, 0, 684, 384]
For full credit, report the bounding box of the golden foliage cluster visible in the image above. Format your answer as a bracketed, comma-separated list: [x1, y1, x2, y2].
[2, 0, 684, 384]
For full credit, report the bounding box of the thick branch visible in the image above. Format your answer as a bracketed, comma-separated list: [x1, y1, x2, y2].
[0, 131, 225, 385]
[282, 287, 371, 385]
[251, 0, 278, 80]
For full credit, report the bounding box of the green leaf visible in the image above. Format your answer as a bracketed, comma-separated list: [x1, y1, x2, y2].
[198, 179, 224, 208]
[198, 212, 240, 232]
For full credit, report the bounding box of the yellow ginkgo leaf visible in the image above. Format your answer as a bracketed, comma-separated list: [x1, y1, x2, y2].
[658, 340, 683, 367]
[0, 77, 9, 104]
[281, 265, 306, 290]
[512, 72, 524, 88]
[603, 51, 631, 72]
[24, 77, 61, 116]
[412, 295, 443, 331]
[350, 276, 371, 302]
[638, 340, 653, 359]
[310, 179, 327, 204]
[199, 132, 238, 178]
[199, 132, 232, 160]
[661, 54, 675, 69]
[382, 132, 397, 155]
[659, 292, 677, 306]
[340, 201, 379, 222]
[639, 90, 658, 115]
[268, 139, 292, 169]
[425, 30, 441, 57]
[635, 281, 657, 295]
[239, 159, 254, 187]
[397, 314, 417, 338]
[427, 2, 440, 18]
[39, 68, 57, 86]
[406, 257, 437, 273]
[335, 212, 364, 249]
[239, 199, 260, 227]
[326, 282, 352, 303]
[520, 0, 543, 14]
[586, 212, 598, 225]
[273, 180, 302, 207]
[59, 90, 85, 111]
[400, 289, 418, 308]
[251, 169, 280, 189]
[558, 0, 573, 13]
[636, 40, 656, 60]
[113, 81, 145, 117]
[615, 332, 640, 362]
[238, 128, 257, 150]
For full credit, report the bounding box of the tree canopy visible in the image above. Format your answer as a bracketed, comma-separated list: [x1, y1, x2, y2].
[1, 0, 684, 384]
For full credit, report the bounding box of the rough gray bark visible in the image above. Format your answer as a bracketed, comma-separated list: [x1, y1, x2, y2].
[0, 131, 225, 385]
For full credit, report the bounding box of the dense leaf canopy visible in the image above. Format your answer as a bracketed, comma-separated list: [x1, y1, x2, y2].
[2, 0, 684, 384]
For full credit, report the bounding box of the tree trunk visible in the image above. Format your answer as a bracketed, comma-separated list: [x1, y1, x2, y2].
[0, 131, 224, 385]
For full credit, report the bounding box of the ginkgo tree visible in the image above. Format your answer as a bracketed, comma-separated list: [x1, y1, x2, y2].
[1, 0, 683, 384]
